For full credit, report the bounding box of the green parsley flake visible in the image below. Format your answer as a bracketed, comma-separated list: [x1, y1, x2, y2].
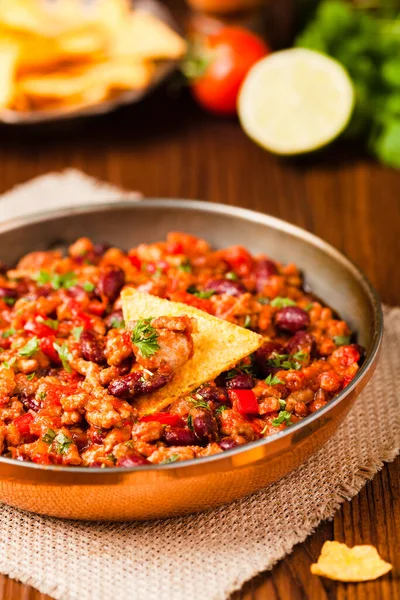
[33, 270, 78, 290]
[72, 326, 83, 341]
[187, 285, 215, 299]
[272, 410, 292, 427]
[279, 399, 287, 409]
[334, 335, 351, 346]
[187, 414, 194, 430]
[53, 432, 73, 454]
[42, 429, 56, 444]
[270, 297, 297, 308]
[225, 271, 238, 281]
[189, 397, 210, 411]
[38, 391, 47, 401]
[19, 336, 39, 357]
[267, 353, 301, 371]
[305, 303, 314, 311]
[161, 454, 179, 464]
[292, 350, 309, 362]
[53, 342, 73, 372]
[178, 261, 192, 273]
[131, 318, 160, 358]
[258, 297, 270, 305]
[215, 404, 229, 415]
[2, 357, 16, 369]
[26, 372, 36, 381]
[243, 315, 252, 329]
[2, 328, 16, 339]
[83, 282, 95, 292]
[110, 316, 125, 329]
[264, 374, 284, 386]
[3, 297, 16, 306]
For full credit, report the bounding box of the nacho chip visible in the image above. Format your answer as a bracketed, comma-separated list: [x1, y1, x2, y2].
[310, 541, 392, 582]
[111, 11, 186, 61]
[121, 289, 263, 415]
[0, 41, 18, 108]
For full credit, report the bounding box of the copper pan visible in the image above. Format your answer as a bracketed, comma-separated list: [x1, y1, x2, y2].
[0, 200, 382, 520]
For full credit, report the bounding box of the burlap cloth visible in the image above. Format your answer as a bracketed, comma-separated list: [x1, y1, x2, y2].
[0, 171, 398, 600]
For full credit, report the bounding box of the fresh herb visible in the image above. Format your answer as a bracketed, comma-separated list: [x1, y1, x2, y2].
[2, 357, 16, 369]
[38, 391, 47, 401]
[258, 297, 270, 305]
[243, 315, 252, 329]
[26, 372, 36, 381]
[106, 454, 116, 464]
[178, 261, 192, 273]
[189, 396, 210, 411]
[296, 0, 400, 168]
[187, 285, 215, 299]
[37, 316, 58, 330]
[82, 282, 95, 292]
[53, 432, 73, 454]
[305, 303, 314, 312]
[131, 318, 160, 358]
[161, 454, 179, 464]
[110, 317, 125, 329]
[187, 414, 194, 430]
[72, 326, 83, 341]
[215, 404, 229, 415]
[19, 336, 39, 357]
[264, 374, 284, 386]
[267, 353, 302, 371]
[261, 424, 269, 435]
[292, 350, 309, 362]
[270, 297, 296, 308]
[279, 399, 287, 409]
[53, 342, 73, 372]
[225, 364, 254, 380]
[3, 297, 16, 306]
[334, 335, 351, 346]
[125, 441, 134, 449]
[42, 429, 56, 444]
[2, 328, 16, 338]
[33, 270, 78, 290]
[272, 411, 293, 427]
[225, 271, 238, 281]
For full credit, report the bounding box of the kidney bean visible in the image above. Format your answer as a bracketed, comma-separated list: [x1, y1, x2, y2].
[117, 455, 150, 467]
[104, 309, 124, 329]
[93, 242, 111, 256]
[204, 278, 246, 297]
[275, 306, 310, 333]
[0, 287, 18, 299]
[254, 258, 278, 292]
[98, 266, 125, 301]
[21, 394, 41, 412]
[80, 330, 105, 364]
[254, 341, 284, 377]
[219, 437, 239, 451]
[118, 358, 132, 376]
[108, 372, 142, 399]
[285, 331, 316, 356]
[137, 372, 171, 395]
[197, 385, 228, 404]
[163, 427, 198, 446]
[88, 427, 108, 445]
[226, 373, 255, 390]
[193, 411, 218, 444]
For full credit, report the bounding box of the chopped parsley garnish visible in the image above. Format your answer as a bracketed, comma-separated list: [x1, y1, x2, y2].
[334, 335, 351, 346]
[110, 316, 125, 329]
[271, 410, 292, 427]
[305, 303, 314, 311]
[264, 374, 284, 386]
[131, 318, 160, 358]
[225, 271, 238, 281]
[225, 364, 254, 380]
[53, 342, 73, 372]
[106, 454, 116, 464]
[33, 270, 78, 290]
[38, 391, 47, 401]
[53, 432, 73, 454]
[2, 328, 16, 338]
[267, 353, 302, 371]
[270, 297, 297, 308]
[82, 282, 95, 292]
[189, 396, 210, 411]
[187, 285, 215, 299]
[292, 349, 309, 362]
[161, 454, 179, 464]
[26, 372, 36, 381]
[19, 336, 39, 357]
[125, 441, 134, 449]
[72, 326, 83, 341]
[279, 399, 287, 409]
[37, 316, 58, 330]
[258, 297, 270, 305]
[215, 404, 229, 415]
[3, 297, 16, 306]
[178, 261, 192, 273]
[187, 414, 193, 430]
[2, 357, 16, 369]
[243, 315, 252, 329]
[42, 429, 56, 444]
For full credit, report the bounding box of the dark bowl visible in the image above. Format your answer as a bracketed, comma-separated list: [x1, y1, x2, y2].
[0, 200, 382, 520]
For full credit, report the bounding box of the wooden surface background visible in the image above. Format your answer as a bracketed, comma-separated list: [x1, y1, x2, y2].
[0, 5, 399, 597]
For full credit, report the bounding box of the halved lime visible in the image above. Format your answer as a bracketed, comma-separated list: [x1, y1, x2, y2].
[238, 48, 354, 155]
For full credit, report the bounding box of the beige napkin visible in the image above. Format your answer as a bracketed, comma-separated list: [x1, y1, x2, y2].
[0, 171, 398, 600]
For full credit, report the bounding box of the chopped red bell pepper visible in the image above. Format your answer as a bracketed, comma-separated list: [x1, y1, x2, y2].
[24, 316, 55, 338]
[140, 413, 183, 426]
[128, 255, 141, 270]
[223, 246, 253, 276]
[40, 335, 61, 365]
[228, 389, 259, 415]
[68, 300, 93, 329]
[14, 412, 34, 435]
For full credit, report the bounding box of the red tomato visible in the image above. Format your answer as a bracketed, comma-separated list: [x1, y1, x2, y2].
[14, 412, 34, 436]
[40, 335, 61, 365]
[189, 27, 269, 115]
[140, 413, 183, 427]
[223, 245, 253, 276]
[24, 316, 56, 338]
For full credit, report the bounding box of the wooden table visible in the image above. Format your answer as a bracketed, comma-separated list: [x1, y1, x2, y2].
[0, 50, 399, 600]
